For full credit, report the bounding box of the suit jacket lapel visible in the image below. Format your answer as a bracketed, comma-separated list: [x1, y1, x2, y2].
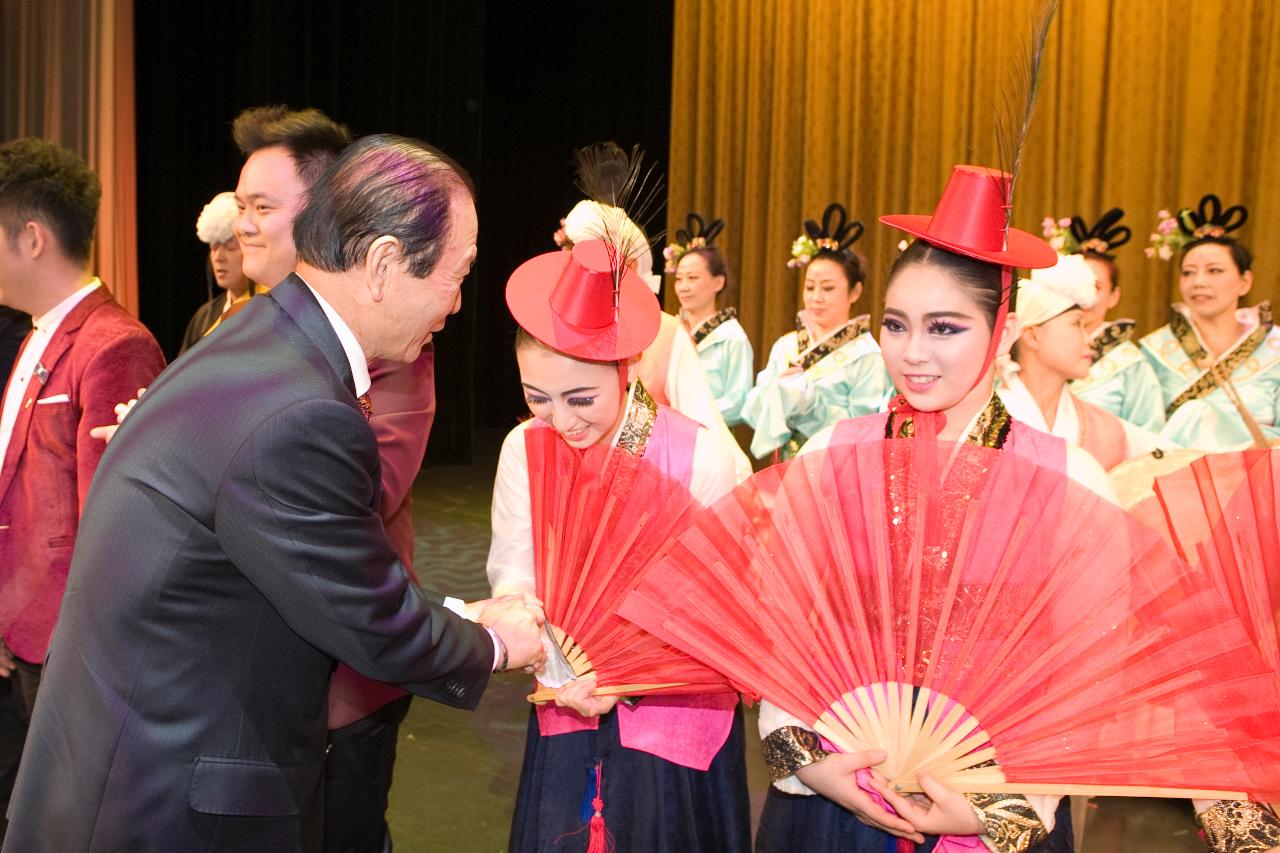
[268, 275, 358, 397]
[0, 287, 112, 502]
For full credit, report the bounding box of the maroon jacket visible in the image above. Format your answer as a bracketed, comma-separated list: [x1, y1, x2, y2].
[327, 344, 436, 728]
[0, 286, 165, 662]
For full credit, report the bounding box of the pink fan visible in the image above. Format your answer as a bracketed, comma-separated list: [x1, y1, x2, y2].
[620, 439, 1280, 799]
[524, 424, 735, 703]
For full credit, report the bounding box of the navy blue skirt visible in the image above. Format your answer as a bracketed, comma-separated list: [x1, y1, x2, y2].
[756, 785, 1074, 853]
[509, 703, 751, 853]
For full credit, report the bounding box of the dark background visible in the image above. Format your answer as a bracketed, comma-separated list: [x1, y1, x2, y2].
[134, 0, 673, 463]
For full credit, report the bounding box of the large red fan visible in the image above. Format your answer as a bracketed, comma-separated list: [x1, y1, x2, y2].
[524, 425, 735, 703]
[619, 438, 1280, 799]
[1137, 449, 1279, 671]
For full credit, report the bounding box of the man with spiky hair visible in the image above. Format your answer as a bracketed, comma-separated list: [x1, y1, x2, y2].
[2, 133, 546, 852]
[0, 138, 165, 843]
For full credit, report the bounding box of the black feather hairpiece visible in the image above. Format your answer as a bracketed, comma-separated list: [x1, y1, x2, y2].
[1065, 207, 1132, 259]
[1177, 193, 1249, 239]
[788, 203, 865, 269]
[664, 211, 725, 273]
[1146, 193, 1249, 261]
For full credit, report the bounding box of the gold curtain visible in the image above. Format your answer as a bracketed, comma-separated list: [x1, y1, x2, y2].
[2, 0, 139, 316]
[667, 0, 1280, 365]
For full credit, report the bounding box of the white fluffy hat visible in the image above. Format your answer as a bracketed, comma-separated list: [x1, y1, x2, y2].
[1015, 253, 1098, 328]
[562, 199, 659, 293]
[196, 191, 238, 245]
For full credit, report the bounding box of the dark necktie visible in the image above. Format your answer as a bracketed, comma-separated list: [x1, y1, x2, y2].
[356, 392, 373, 421]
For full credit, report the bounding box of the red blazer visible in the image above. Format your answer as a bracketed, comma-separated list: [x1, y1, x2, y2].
[327, 344, 436, 729]
[0, 287, 165, 662]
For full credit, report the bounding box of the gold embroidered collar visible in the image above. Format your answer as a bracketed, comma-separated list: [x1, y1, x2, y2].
[792, 314, 870, 371]
[1167, 301, 1274, 416]
[614, 380, 658, 457]
[689, 307, 738, 346]
[885, 394, 1012, 450]
[1090, 320, 1135, 363]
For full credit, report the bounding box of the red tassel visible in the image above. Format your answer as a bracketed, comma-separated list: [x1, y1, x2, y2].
[585, 761, 609, 853]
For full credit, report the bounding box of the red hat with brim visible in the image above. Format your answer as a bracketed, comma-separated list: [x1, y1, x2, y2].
[880, 164, 1058, 270]
[506, 239, 660, 362]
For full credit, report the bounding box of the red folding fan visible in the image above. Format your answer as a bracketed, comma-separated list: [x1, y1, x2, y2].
[1138, 449, 1279, 671]
[619, 438, 1280, 799]
[523, 425, 736, 703]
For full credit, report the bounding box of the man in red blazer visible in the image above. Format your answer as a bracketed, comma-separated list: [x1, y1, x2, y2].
[0, 138, 165, 840]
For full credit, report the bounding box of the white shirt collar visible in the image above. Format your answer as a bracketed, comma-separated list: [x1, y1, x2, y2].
[302, 282, 371, 397]
[33, 278, 101, 333]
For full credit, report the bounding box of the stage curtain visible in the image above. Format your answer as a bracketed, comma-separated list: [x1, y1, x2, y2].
[1, 0, 139, 316]
[667, 0, 1279, 363]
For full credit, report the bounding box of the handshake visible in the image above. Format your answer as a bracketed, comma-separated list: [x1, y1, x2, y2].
[465, 593, 548, 674]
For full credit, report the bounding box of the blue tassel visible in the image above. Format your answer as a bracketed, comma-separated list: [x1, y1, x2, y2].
[579, 762, 599, 824]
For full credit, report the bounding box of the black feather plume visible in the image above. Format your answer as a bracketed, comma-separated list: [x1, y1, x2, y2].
[571, 141, 666, 287]
[994, 0, 1060, 235]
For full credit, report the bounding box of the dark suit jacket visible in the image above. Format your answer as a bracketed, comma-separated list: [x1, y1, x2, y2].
[2, 277, 493, 853]
[0, 286, 165, 663]
[328, 346, 437, 730]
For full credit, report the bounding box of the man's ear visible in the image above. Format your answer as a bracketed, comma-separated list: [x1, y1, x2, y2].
[363, 236, 401, 302]
[19, 220, 48, 261]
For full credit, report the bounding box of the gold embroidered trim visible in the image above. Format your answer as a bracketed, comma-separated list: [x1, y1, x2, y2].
[691, 307, 738, 346]
[1167, 301, 1274, 417]
[884, 394, 1012, 450]
[615, 380, 658, 458]
[1170, 307, 1210, 363]
[968, 394, 1014, 449]
[793, 314, 870, 371]
[761, 726, 830, 782]
[1197, 801, 1280, 853]
[1090, 319, 1136, 363]
[966, 792, 1049, 853]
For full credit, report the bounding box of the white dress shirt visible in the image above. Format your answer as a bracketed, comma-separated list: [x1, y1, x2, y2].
[302, 281, 497, 666]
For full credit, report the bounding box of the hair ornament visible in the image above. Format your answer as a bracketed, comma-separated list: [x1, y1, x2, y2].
[788, 202, 865, 269]
[1040, 207, 1131, 259]
[1145, 193, 1248, 261]
[663, 212, 724, 273]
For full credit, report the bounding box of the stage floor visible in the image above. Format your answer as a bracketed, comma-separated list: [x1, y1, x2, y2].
[386, 429, 1203, 852]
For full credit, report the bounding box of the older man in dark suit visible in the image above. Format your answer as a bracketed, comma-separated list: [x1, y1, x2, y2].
[2, 135, 544, 852]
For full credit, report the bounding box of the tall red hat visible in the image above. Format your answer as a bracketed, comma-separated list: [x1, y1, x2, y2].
[506, 239, 660, 362]
[881, 165, 1058, 270]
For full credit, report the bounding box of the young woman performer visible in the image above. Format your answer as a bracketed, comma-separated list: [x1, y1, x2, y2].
[488, 239, 751, 852]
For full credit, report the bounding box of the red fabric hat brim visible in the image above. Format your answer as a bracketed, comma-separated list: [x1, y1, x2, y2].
[880, 213, 1059, 270]
[506, 250, 661, 362]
